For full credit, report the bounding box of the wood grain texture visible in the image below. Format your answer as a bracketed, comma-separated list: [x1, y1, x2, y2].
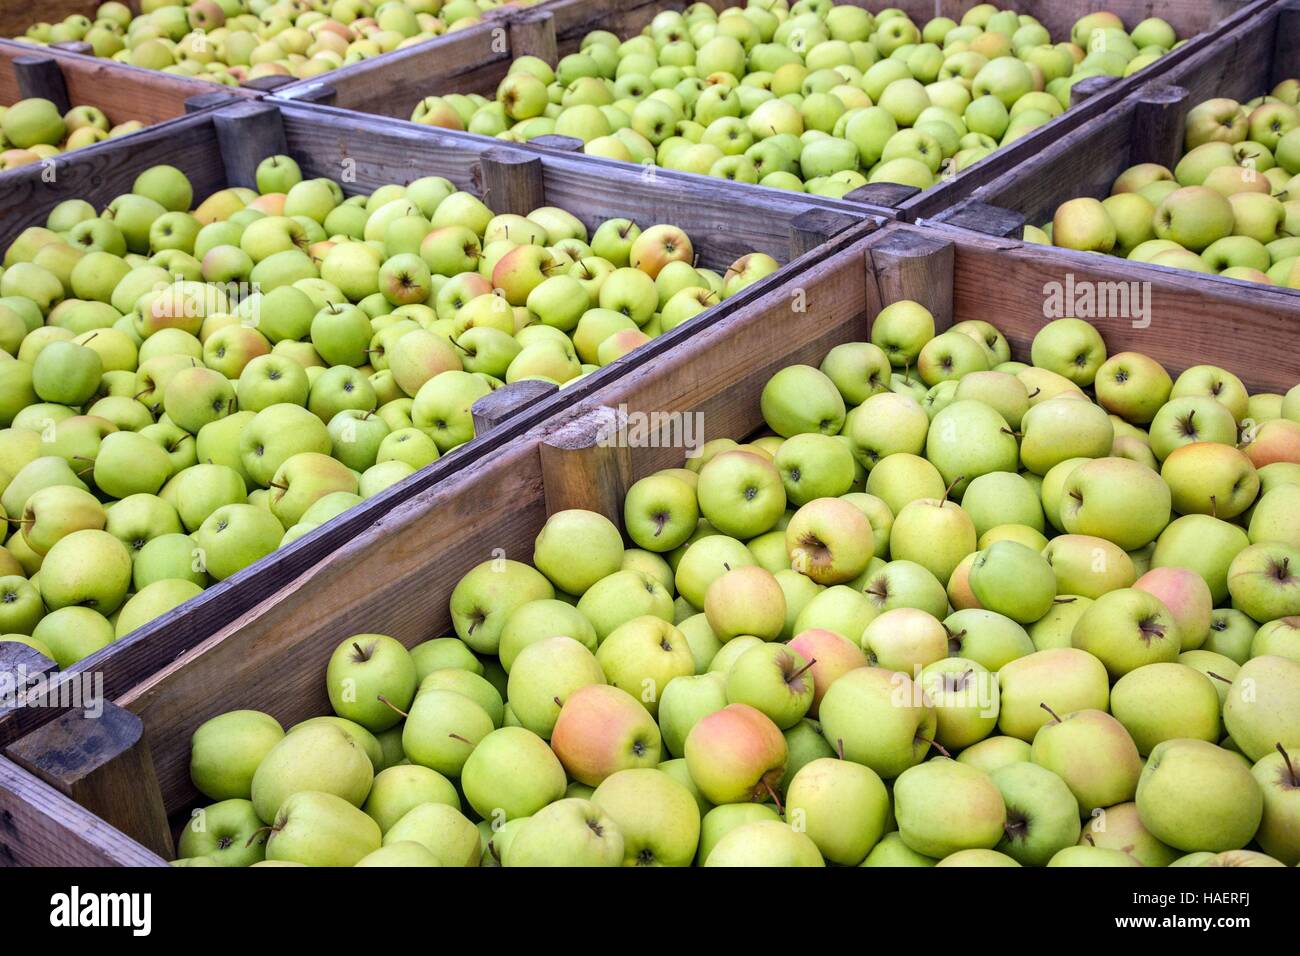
[1132, 85, 1190, 169]
[540, 405, 632, 524]
[0, 756, 166, 867]
[867, 230, 956, 332]
[12, 55, 68, 112]
[930, 223, 1300, 392]
[7, 703, 173, 860]
[213, 100, 289, 190]
[472, 380, 558, 433]
[480, 146, 547, 216]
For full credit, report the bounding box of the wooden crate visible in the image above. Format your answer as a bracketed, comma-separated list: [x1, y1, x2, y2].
[930, 1, 1300, 287]
[0, 0, 543, 102]
[271, 0, 1271, 218]
[0, 95, 882, 794]
[0, 38, 258, 121]
[4, 219, 1298, 864]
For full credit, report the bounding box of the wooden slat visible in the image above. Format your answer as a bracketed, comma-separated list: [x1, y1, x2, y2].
[933, 224, 1300, 393]
[7, 703, 173, 860]
[0, 756, 166, 867]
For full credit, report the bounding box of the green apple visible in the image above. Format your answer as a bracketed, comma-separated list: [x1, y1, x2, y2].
[1223, 655, 1300, 762]
[591, 767, 700, 867]
[894, 757, 1005, 858]
[362, 764, 459, 834]
[325, 633, 417, 733]
[505, 636, 604, 739]
[990, 762, 1081, 866]
[504, 798, 624, 867]
[1136, 738, 1262, 852]
[1031, 708, 1142, 815]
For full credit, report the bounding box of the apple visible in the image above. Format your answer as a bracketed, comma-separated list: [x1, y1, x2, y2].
[919, 657, 999, 749]
[684, 703, 787, 805]
[1223, 655, 1300, 762]
[189, 710, 285, 802]
[362, 765, 459, 835]
[461, 726, 566, 822]
[699, 565, 784, 641]
[530, 509, 624, 597]
[551, 684, 662, 786]
[325, 633, 417, 733]
[381, 802, 479, 867]
[1132, 566, 1212, 651]
[591, 767, 700, 867]
[1031, 708, 1142, 814]
[250, 722, 374, 824]
[504, 798, 624, 867]
[1227, 543, 1300, 622]
[1136, 738, 1262, 852]
[969, 541, 1057, 624]
[894, 757, 1006, 858]
[1059, 457, 1171, 551]
[1252, 745, 1300, 865]
[988, 762, 1081, 866]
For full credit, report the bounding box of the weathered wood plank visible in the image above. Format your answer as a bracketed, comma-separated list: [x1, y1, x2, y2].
[0, 756, 167, 867]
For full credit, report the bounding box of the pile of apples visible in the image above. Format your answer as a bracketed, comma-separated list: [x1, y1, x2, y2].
[0, 97, 144, 171]
[13, 0, 529, 85]
[179, 301, 1300, 866]
[409, 0, 1179, 197]
[0, 153, 756, 668]
[1036, 81, 1300, 287]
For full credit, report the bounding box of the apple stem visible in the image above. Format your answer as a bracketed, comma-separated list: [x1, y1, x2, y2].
[1083, 833, 1096, 847]
[941, 476, 964, 501]
[1026, 387, 1040, 400]
[351, 641, 369, 661]
[1000, 427, 1022, 439]
[1039, 702, 1063, 724]
[245, 825, 274, 848]
[1207, 671, 1233, 685]
[269, 481, 288, 491]
[553, 696, 563, 708]
[836, 737, 845, 761]
[376, 695, 409, 719]
[722, 562, 731, 572]
[788, 658, 817, 682]
[1278, 743, 1298, 788]
[761, 779, 783, 814]
[448, 733, 472, 744]
[915, 735, 951, 758]
[1209, 495, 1218, 519]
[1052, 596, 1077, 605]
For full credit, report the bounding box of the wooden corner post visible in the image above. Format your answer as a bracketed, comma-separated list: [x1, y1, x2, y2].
[212, 101, 290, 191]
[508, 10, 558, 64]
[13, 57, 71, 115]
[480, 148, 547, 216]
[866, 230, 956, 333]
[1132, 86, 1189, 171]
[472, 381, 559, 435]
[7, 701, 174, 861]
[539, 406, 632, 529]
